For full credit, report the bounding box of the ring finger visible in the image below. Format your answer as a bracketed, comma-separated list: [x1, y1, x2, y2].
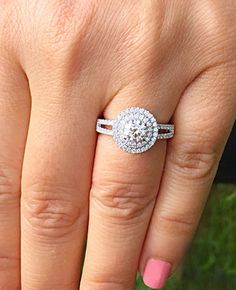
[80, 78, 180, 289]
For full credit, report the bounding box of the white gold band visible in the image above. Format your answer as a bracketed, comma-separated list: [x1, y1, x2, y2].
[96, 119, 174, 139]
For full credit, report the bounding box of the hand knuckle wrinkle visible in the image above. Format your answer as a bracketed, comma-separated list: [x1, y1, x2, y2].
[90, 179, 156, 220]
[169, 142, 218, 180]
[22, 184, 85, 237]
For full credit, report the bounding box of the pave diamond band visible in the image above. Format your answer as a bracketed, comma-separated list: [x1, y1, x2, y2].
[96, 107, 174, 154]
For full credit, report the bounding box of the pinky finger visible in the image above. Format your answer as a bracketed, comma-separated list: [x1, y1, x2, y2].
[139, 64, 236, 289]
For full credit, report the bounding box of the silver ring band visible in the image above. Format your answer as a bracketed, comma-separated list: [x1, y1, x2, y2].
[96, 119, 174, 139]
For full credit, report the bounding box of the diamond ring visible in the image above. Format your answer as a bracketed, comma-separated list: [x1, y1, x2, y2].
[96, 107, 174, 154]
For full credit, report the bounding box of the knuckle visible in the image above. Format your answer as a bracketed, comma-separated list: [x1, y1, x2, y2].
[197, 1, 229, 35]
[197, 1, 236, 58]
[168, 141, 218, 180]
[0, 255, 20, 289]
[33, 1, 96, 51]
[0, 167, 20, 202]
[0, 255, 19, 272]
[81, 276, 131, 290]
[90, 176, 156, 222]
[22, 181, 86, 238]
[157, 213, 197, 236]
[52, 0, 96, 41]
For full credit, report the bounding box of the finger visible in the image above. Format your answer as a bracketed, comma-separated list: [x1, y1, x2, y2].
[20, 81, 98, 289]
[79, 57, 184, 290]
[80, 109, 166, 290]
[0, 43, 31, 287]
[140, 64, 236, 289]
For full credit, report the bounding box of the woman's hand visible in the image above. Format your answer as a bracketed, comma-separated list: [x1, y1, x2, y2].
[0, 1, 235, 289]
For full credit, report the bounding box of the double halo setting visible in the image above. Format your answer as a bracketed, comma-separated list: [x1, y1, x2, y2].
[96, 107, 174, 154]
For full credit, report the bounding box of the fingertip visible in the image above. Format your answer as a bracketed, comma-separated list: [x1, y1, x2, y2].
[142, 258, 172, 289]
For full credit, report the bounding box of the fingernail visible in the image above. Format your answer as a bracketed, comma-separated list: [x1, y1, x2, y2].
[143, 258, 172, 289]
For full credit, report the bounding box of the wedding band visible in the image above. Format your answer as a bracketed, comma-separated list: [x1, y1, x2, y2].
[96, 107, 174, 154]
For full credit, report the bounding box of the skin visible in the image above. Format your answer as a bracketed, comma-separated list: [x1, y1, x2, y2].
[0, 0, 235, 289]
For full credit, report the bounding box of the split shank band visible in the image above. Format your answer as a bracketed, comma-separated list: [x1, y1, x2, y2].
[96, 107, 174, 154]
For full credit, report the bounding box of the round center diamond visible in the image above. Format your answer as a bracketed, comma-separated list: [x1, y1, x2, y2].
[123, 119, 148, 143]
[113, 107, 159, 153]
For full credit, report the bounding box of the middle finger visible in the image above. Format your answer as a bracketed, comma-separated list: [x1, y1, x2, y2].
[20, 64, 99, 290]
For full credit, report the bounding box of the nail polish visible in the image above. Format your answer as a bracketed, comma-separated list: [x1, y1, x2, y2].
[143, 258, 172, 289]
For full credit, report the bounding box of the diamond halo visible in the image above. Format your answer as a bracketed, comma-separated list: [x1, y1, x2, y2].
[113, 107, 158, 153]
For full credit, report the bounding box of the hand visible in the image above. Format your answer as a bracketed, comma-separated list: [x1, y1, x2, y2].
[0, 1, 235, 289]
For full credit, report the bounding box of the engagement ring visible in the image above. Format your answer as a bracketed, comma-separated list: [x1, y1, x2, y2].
[96, 107, 174, 154]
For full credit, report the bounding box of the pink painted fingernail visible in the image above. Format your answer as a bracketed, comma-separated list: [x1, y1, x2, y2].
[143, 258, 172, 289]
